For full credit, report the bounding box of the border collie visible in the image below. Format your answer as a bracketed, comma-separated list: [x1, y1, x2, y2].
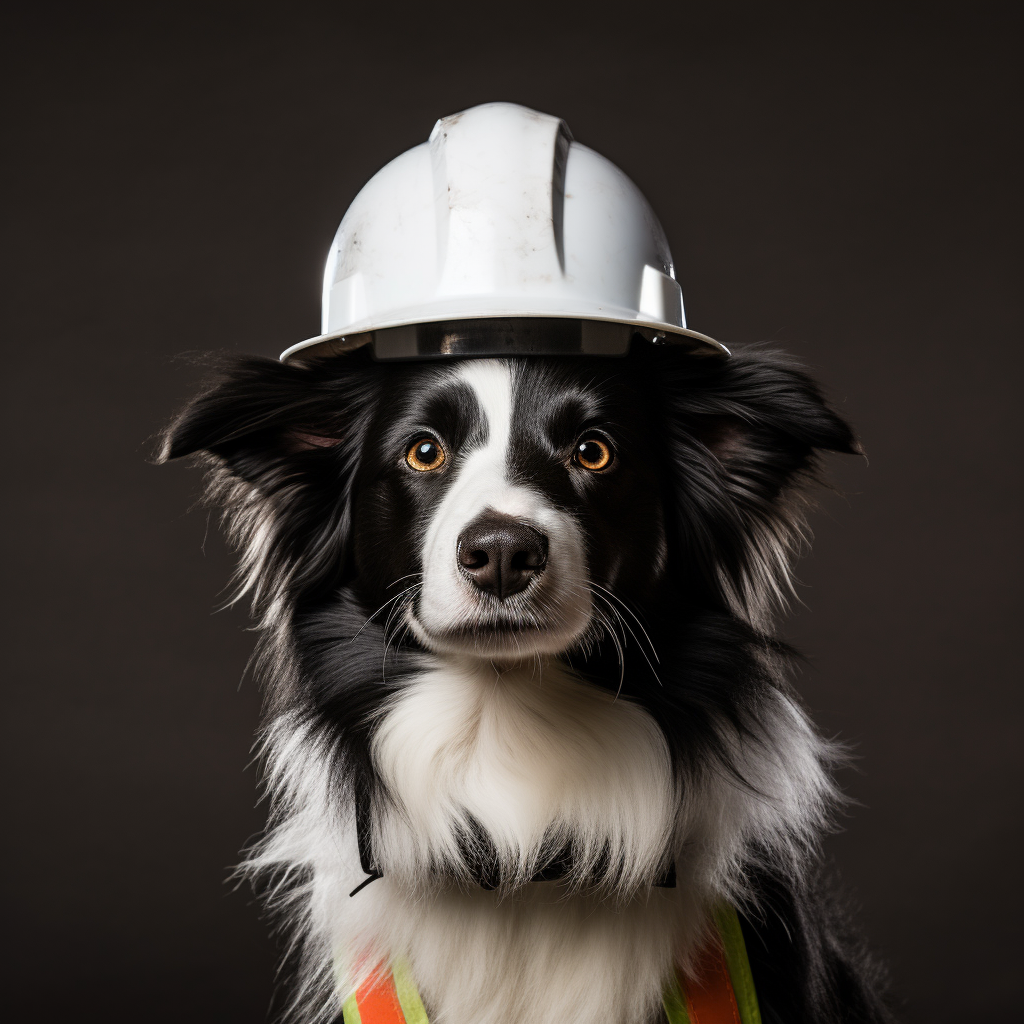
[161, 338, 893, 1024]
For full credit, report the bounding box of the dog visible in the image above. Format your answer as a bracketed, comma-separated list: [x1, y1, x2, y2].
[161, 337, 894, 1023]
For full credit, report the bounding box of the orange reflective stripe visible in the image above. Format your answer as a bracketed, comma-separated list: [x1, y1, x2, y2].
[664, 906, 761, 1024]
[683, 940, 741, 1024]
[349, 964, 407, 1024]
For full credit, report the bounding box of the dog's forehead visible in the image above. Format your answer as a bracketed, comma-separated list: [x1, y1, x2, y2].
[384, 358, 613, 443]
[374, 362, 481, 439]
[444, 358, 612, 429]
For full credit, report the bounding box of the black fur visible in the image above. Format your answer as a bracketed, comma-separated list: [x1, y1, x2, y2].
[161, 341, 894, 1023]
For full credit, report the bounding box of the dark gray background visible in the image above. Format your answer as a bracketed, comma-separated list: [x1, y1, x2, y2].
[6, 2, 1020, 1020]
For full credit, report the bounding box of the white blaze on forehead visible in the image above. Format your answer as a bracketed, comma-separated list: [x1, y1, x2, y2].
[457, 360, 514, 470]
[421, 360, 519, 576]
[427, 359, 534, 532]
[412, 358, 593, 656]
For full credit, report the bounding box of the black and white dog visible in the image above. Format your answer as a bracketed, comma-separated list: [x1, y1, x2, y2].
[162, 338, 893, 1024]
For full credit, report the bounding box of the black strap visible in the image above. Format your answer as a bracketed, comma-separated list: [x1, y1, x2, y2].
[351, 786, 675, 894]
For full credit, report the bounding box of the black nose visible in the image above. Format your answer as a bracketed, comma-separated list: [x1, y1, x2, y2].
[457, 512, 548, 601]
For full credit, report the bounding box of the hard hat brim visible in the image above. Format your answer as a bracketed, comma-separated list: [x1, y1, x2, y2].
[280, 310, 728, 362]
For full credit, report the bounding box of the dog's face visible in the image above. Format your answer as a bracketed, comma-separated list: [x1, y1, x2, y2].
[349, 359, 666, 659]
[162, 341, 858, 672]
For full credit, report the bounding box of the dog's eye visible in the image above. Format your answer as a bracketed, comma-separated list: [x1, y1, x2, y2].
[574, 435, 614, 472]
[406, 437, 446, 472]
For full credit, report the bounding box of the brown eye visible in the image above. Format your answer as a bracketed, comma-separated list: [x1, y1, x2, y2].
[574, 436, 614, 472]
[406, 437, 446, 472]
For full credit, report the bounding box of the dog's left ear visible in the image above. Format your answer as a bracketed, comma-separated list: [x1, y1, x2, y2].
[680, 348, 861, 465]
[651, 345, 861, 623]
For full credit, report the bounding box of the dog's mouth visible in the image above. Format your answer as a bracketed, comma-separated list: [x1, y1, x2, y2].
[405, 600, 583, 659]
[443, 619, 546, 638]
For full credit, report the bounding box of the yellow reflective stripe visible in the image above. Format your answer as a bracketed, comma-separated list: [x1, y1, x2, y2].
[341, 989, 363, 1024]
[392, 960, 430, 1024]
[662, 972, 693, 1024]
[713, 905, 763, 1024]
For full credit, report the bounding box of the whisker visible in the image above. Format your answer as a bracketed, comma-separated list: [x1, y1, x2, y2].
[582, 582, 662, 684]
[348, 582, 423, 644]
[574, 583, 626, 696]
[588, 582, 661, 665]
[381, 585, 422, 680]
[386, 572, 424, 589]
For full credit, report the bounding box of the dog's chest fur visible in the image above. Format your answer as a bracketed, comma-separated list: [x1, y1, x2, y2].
[372, 658, 676, 888]
[358, 657, 697, 1024]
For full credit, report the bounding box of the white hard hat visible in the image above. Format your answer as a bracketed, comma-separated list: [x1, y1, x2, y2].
[281, 102, 727, 361]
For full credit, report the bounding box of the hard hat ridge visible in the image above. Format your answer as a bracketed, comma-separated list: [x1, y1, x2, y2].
[425, 103, 574, 292]
[282, 101, 727, 361]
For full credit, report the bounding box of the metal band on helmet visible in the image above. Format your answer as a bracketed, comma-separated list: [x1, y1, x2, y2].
[289, 318, 727, 363]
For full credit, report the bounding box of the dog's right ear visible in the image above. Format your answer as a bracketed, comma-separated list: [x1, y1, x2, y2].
[158, 356, 365, 469]
[158, 354, 378, 612]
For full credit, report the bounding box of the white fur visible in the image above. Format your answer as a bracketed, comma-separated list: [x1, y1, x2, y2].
[246, 656, 838, 1024]
[370, 658, 676, 892]
[410, 361, 593, 658]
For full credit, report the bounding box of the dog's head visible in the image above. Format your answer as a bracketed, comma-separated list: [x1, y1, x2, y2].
[161, 343, 857, 662]
[348, 356, 672, 660]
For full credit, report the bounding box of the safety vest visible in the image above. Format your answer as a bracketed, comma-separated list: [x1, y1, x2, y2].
[341, 905, 761, 1024]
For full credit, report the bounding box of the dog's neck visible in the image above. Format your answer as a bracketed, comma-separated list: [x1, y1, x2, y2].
[369, 656, 679, 895]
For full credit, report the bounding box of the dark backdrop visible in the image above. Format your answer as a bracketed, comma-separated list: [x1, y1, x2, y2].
[6, 3, 1020, 1021]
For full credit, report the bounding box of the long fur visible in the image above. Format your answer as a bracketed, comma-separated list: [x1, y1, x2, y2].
[161, 342, 894, 1024]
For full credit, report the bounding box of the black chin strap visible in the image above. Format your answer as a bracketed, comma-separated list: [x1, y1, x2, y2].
[350, 789, 676, 896]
